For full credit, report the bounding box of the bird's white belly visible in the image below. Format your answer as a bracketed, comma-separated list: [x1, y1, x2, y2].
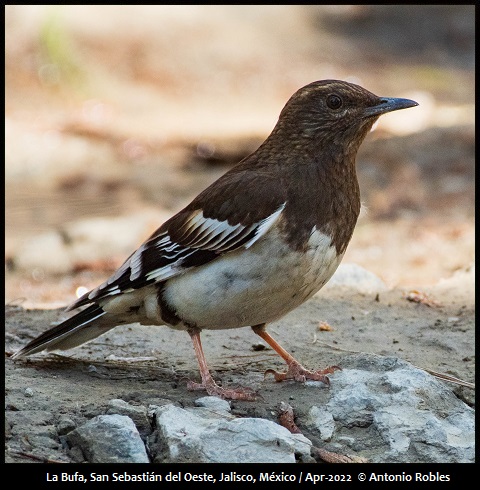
[163, 227, 343, 330]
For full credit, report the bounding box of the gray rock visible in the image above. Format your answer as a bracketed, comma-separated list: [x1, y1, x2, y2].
[66, 414, 149, 463]
[106, 398, 151, 436]
[307, 354, 474, 463]
[6, 410, 55, 436]
[194, 396, 231, 413]
[149, 404, 312, 463]
[306, 406, 335, 441]
[56, 416, 76, 436]
[27, 435, 62, 450]
[6, 410, 60, 455]
[324, 263, 388, 293]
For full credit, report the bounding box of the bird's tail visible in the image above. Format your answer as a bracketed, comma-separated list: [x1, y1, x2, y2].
[11, 304, 116, 358]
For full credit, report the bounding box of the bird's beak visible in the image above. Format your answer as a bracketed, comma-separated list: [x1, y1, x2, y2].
[363, 97, 418, 118]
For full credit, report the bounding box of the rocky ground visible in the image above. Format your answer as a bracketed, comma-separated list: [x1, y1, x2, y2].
[5, 264, 475, 463]
[5, 6, 475, 465]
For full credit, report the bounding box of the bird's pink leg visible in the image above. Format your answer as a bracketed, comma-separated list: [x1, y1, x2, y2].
[186, 327, 257, 401]
[252, 324, 340, 384]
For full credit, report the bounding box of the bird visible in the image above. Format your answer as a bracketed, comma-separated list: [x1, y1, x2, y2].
[12, 80, 418, 400]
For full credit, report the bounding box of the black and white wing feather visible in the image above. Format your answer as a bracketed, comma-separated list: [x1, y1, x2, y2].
[67, 164, 289, 311]
[68, 201, 286, 311]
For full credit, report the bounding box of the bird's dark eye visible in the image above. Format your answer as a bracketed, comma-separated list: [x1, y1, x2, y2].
[326, 94, 343, 110]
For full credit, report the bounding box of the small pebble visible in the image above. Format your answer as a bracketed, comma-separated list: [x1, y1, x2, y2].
[24, 387, 34, 397]
[252, 343, 267, 351]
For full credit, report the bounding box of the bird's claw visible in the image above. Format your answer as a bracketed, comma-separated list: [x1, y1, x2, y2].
[264, 363, 341, 385]
[187, 379, 258, 401]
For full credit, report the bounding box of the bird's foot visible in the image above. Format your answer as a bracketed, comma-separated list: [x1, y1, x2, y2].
[187, 378, 257, 401]
[265, 361, 341, 385]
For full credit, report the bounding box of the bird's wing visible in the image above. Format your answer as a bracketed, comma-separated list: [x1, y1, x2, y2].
[68, 169, 286, 311]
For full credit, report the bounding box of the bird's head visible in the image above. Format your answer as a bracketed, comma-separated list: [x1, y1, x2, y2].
[273, 79, 418, 152]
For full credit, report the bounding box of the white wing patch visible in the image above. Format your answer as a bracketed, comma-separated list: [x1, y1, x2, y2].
[244, 204, 285, 248]
[75, 202, 286, 307]
[143, 202, 286, 282]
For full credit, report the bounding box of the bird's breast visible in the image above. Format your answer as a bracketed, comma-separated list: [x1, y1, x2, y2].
[160, 226, 344, 330]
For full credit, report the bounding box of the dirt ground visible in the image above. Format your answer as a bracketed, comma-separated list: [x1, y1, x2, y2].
[4, 6, 475, 463]
[4, 274, 475, 463]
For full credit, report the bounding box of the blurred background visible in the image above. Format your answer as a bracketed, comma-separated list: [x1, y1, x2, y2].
[5, 5, 475, 307]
